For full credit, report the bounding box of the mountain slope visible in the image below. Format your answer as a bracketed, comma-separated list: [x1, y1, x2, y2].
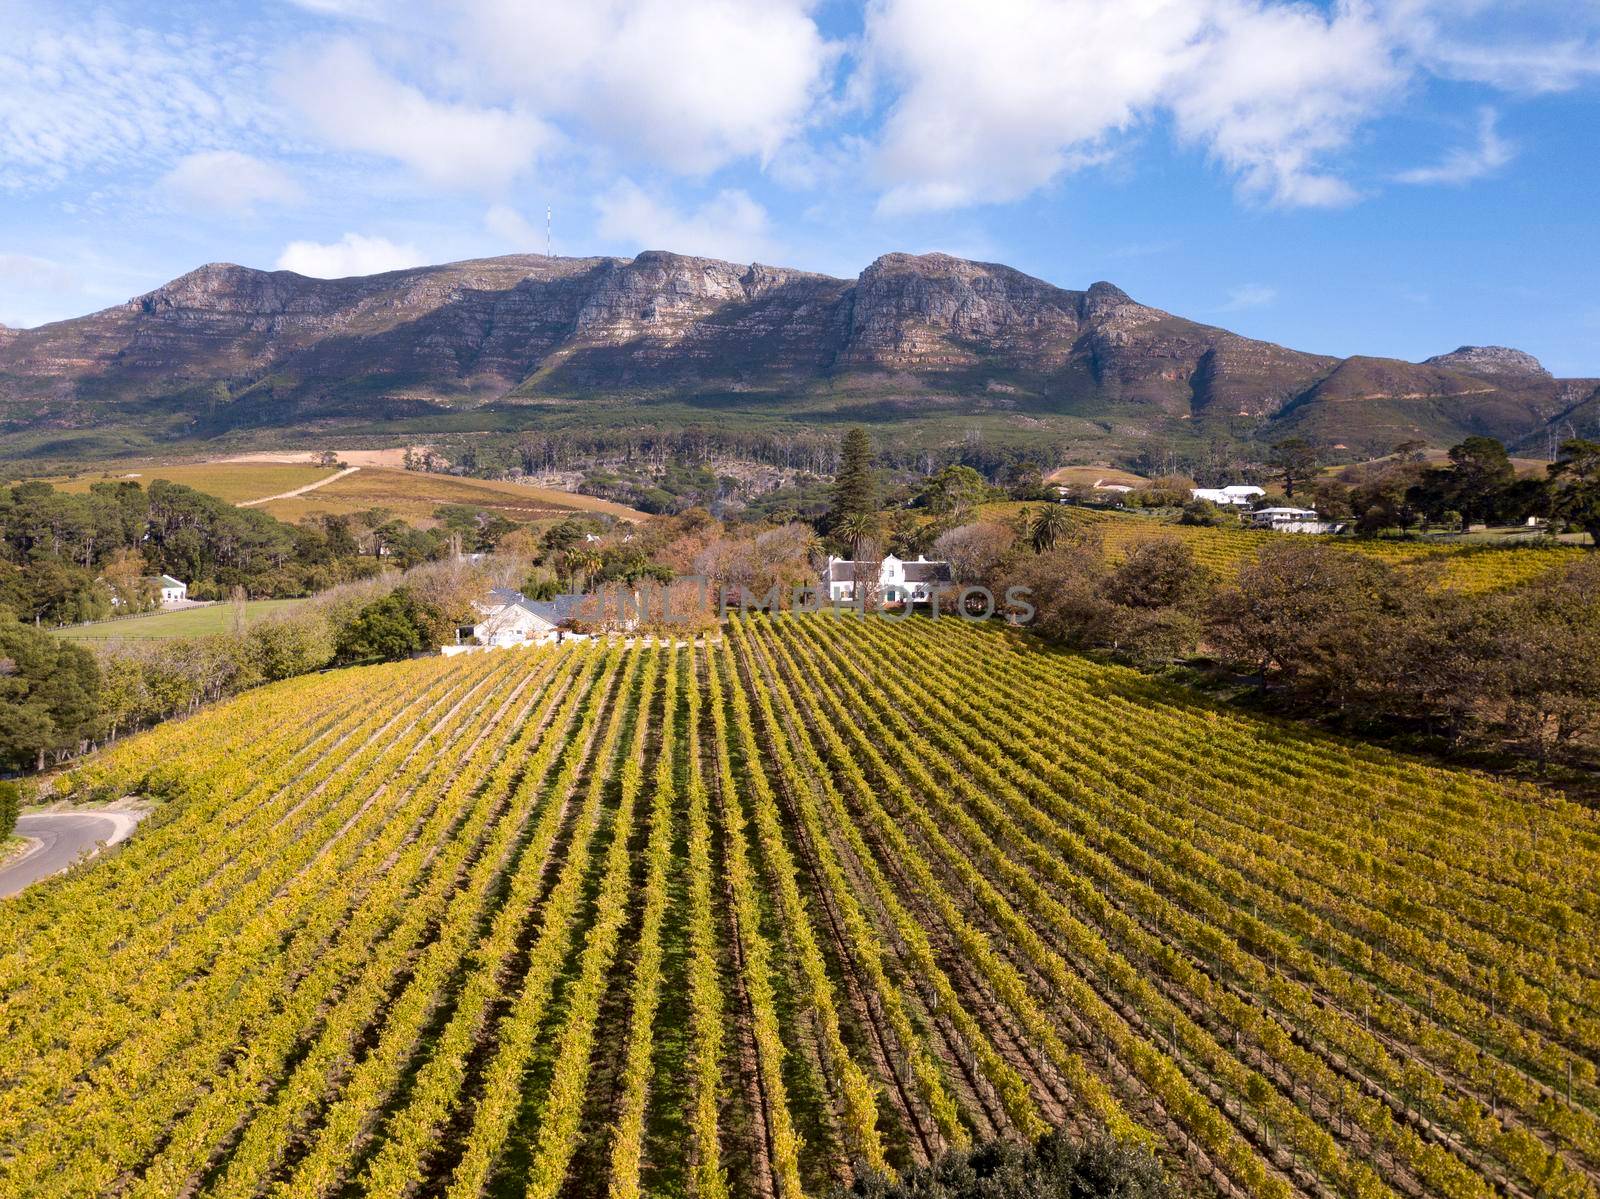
[0, 249, 1589, 458]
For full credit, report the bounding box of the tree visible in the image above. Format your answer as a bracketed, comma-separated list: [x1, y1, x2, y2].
[334, 589, 440, 663]
[837, 512, 879, 562]
[1549, 438, 1600, 548]
[1445, 435, 1515, 530]
[835, 1129, 1170, 1199]
[917, 464, 990, 521]
[829, 427, 877, 529]
[0, 611, 100, 770]
[1269, 438, 1319, 498]
[1028, 504, 1072, 553]
[0, 780, 18, 842]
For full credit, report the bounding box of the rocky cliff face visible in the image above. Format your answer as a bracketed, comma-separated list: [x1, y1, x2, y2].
[0, 249, 1584, 453]
[1423, 345, 1552, 379]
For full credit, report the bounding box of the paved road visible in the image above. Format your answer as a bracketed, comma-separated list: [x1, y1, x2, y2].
[0, 810, 144, 898]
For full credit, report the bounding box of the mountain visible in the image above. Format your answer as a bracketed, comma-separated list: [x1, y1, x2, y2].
[2, 250, 1594, 459]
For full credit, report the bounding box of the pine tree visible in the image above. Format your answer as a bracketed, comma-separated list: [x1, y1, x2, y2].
[829, 427, 877, 530]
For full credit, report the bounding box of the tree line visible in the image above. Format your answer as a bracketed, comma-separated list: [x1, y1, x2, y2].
[0, 478, 488, 626]
[951, 518, 1600, 772]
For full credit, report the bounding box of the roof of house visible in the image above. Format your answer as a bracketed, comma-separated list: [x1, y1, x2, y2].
[824, 556, 951, 584]
[1252, 507, 1321, 518]
[481, 588, 592, 627]
[142, 574, 186, 588]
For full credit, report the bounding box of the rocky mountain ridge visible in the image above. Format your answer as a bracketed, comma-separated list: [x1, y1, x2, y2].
[1, 250, 1592, 457]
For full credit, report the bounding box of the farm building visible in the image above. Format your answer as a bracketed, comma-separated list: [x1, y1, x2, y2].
[1191, 484, 1265, 506]
[463, 588, 588, 648]
[140, 575, 189, 607]
[822, 554, 953, 605]
[1248, 507, 1344, 534]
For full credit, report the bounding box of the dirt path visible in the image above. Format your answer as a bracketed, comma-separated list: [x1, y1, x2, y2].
[238, 466, 360, 507]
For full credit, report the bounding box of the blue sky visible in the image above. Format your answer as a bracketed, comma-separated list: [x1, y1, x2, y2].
[2, 0, 1599, 374]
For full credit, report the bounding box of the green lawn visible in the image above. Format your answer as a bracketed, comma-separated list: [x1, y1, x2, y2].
[54, 599, 310, 641]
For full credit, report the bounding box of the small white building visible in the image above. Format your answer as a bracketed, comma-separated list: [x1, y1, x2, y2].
[143, 574, 188, 607]
[1248, 507, 1343, 534]
[822, 554, 953, 605]
[1191, 485, 1265, 507]
[465, 588, 591, 648]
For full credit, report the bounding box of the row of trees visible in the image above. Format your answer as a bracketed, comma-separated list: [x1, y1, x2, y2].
[0, 479, 503, 626]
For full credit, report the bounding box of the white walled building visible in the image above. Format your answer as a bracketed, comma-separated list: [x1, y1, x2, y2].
[821, 554, 953, 605]
[1248, 507, 1344, 534]
[1191, 485, 1265, 507]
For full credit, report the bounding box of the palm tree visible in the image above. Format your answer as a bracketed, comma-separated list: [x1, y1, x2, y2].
[568, 547, 603, 593]
[837, 512, 879, 563]
[1030, 504, 1071, 554]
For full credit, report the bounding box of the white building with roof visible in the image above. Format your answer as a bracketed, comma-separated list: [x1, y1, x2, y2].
[1248, 507, 1343, 534]
[1191, 485, 1265, 507]
[466, 588, 591, 648]
[821, 554, 953, 605]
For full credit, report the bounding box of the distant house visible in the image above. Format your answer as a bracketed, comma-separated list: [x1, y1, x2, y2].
[1191, 485, 1265, 507]
[466, 588, 580, 647]
[142, 575, 188, 608]
[822, 554, 953, 605]
[1248, 507, 1343, 534]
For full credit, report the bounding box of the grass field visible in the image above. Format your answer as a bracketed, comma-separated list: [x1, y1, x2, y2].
[43, 460, 651, 526]
[49, 462, 340, 504]
[253, 466, 651, 525]
[54, 599, 309, 641]
[5, 615, 1599, 1197]
[977, 502, 1586, 592]
[1044, 464, 1150, 488]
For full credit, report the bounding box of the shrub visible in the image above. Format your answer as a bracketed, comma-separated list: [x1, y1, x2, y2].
[834, 1129, 1172, 1199]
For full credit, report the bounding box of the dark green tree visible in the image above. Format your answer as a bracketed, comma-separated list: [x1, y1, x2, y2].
[1268, 437, 1320, 498]
[836, 1129, 1170, 1199]
[828, 427, 878, 529]
[334, 589, 440, 663]
[1446, 435, 1516, 530]
[0, 780, 18, 842]
[0, 610, 101, 771]
[1549, 438, 1600, 548]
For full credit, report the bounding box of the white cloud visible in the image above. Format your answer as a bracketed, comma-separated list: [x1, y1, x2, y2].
[1394, 107, 1514, 185]
[866, 0, 1205, 213]
[278, 40, 551, 191]
[485, 204, 545, 250]
[595, 181, 779, 263]
[274, 232, 424, 278]
[1168, 1, 1404, 208]
[0, 14, 266, 190]
[0, 252, 80, 292]
[1220, 282, 1277, 311]
[158, 150, 304, 214]
[451, 0, 837, 175]
[862, 0, 1407, 211]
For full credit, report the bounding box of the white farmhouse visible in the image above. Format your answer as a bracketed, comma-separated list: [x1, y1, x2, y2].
[465, 588, 588, 648]
[139, 574, 188, 608]
[1248, 507, 1344, 534]
[821, 554, 953, 605]
[1191, 485, 1265, 507]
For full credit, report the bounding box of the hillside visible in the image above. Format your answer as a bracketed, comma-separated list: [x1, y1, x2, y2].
[6, 618, 1599, 1196]
[3, 251, 1595, 461]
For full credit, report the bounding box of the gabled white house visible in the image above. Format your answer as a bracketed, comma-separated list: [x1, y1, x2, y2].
[1191, 485, 1265, 507]
[466, 588, 590, 648]
[1248, 507, 1343, 534]
[821, 554, 953, 605]
[135, 574, 188, 608]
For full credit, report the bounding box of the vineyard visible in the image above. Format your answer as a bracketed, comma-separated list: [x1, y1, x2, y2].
[1035, 505, 1584, 592]
[4, 616, 1600, 1198]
